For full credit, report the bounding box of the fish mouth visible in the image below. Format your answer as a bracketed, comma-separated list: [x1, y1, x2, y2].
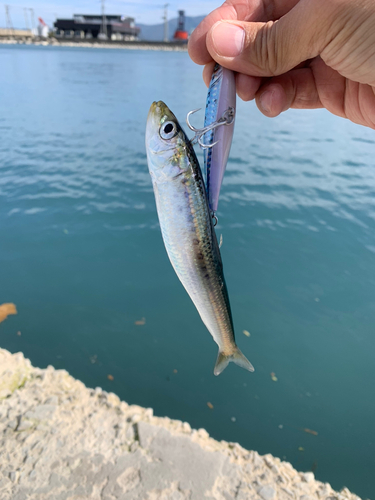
[148, 100, 171, 119]
[147, 101, 178, 129]
[146, 101, 165, 148]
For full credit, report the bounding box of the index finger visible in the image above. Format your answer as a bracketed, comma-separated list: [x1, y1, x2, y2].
[188, 0, 300, 65]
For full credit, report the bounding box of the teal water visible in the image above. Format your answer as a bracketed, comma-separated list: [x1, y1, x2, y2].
[1, 45, 374, 498]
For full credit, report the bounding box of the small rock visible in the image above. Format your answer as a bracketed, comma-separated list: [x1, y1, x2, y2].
[24, 404, 56, 421]
[126, 426, 135, 441]
[117, 466, 141, 491]
[44, 396, 58, 405]
[17, 419, 33, 431]
[301, 472, 315, 483]
[281, 487, 294, 497]
[197, 428, 209, 439]
[339, 488, 351, 497]
[130, 441, 139, 452]
[182, 422, 191, 433]
[144, 408, 153, 418]
[264, 457, 273, 468]
[7, 419, 18, 430]
[130, 413, 141, 424]
[24, 455, 35, 465]
[258, 485, 276, 500]
[9, 471, 17, 482]
[252, 453, 264, 469]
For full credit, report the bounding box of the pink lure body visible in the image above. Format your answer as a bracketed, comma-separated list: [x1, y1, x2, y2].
[203, 64, 236, 213]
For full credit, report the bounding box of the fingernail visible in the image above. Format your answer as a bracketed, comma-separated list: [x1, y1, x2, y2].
[211, 22, 245, 57]
[259, 90, 274, 114]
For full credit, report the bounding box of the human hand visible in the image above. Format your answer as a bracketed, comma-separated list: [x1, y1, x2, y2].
[188, 0, 375, 129]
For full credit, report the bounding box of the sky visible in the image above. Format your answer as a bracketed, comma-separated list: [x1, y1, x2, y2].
[0, 0, 219, 29]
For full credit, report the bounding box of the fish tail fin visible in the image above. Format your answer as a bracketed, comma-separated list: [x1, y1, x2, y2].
[213, 347, 254, 376]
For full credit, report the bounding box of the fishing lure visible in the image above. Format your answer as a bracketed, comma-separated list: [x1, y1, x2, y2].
[187, 64, 236, 216]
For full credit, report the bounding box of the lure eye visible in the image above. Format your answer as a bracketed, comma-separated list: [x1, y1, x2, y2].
[160, 121, 177, 140]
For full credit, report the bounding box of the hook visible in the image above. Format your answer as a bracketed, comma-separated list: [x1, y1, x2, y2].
[186, 109, 219, 149]
[186, 107, 235, 149]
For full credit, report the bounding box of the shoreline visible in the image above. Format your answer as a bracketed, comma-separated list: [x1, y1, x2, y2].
[0, 37, 188, 51]
[0, 348, 363, 500]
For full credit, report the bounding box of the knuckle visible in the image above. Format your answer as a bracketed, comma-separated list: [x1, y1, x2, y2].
[252, 21, 285, 76]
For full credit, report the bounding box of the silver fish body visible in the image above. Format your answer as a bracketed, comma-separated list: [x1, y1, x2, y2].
[145, 101, 253, 375]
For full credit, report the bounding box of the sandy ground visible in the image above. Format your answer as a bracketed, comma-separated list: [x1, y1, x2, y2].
[0, 348, 363, 500]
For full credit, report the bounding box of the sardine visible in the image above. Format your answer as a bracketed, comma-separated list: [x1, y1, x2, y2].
[145, 101, 254, 375]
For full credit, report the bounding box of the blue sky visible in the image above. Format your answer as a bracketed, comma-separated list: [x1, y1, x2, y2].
[1, 0, 218, 29]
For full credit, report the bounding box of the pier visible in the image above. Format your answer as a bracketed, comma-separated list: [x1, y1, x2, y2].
[0, 35, 188, 51]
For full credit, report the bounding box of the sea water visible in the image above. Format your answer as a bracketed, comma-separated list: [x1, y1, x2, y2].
[1, 44, 374, 498]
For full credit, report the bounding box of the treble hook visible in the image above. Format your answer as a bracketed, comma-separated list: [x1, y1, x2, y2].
[186, 107, 235, 149]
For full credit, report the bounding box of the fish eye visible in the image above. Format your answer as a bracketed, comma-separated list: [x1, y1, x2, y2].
[160, 121, 177, 140]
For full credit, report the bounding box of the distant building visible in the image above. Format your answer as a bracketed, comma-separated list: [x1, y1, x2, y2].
[38, 18, 49, 38]
[0, 28, 33, 38]
[173, 11, 188, 41]
[54, 14, 140, 41]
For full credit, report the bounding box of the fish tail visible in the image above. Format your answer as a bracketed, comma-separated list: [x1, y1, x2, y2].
[213, 347, 254, 376]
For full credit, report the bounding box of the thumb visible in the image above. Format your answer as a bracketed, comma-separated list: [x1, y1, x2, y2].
[206, 1, 333, 77]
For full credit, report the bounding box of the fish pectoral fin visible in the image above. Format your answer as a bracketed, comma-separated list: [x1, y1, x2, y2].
[213, 347, 255, 376]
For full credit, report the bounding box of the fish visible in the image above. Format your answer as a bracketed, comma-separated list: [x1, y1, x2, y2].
[145, 101, 254, 375]
[203, 64, 236, 214]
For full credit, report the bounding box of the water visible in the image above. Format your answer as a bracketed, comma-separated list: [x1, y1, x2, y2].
[1, 45, 374, 499]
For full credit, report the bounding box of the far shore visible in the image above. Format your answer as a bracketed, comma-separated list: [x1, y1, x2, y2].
[0, 36, 188, 51]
